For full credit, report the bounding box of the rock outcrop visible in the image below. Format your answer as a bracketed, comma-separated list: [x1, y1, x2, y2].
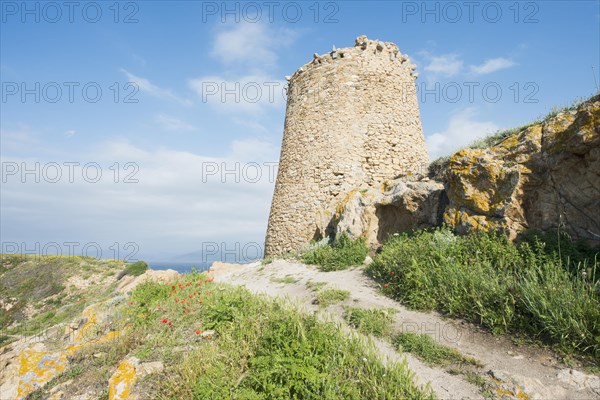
[334, 95, 600, 247]
[333, 181, 446, 247]
[443, 96, 600, 242]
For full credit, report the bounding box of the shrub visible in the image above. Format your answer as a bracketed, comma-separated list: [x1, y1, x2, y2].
[366, 227, 600, 359]
[301, 234, 368, 271]
[117, 261, 148, 280]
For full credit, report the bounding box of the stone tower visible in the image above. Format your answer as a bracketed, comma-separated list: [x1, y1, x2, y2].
[265, 36, 429, 256]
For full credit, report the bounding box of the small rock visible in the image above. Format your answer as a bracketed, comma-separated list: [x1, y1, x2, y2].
[201, 330, 216, 339]
[489, 369, 510, 382]
[557, 369, 600, 394]
[138, 361, 164, 377]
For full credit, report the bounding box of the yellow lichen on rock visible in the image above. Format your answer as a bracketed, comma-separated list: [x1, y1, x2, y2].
[14, 303, 121, 399]
[443, 97, 599, 240]
[108, 357, 139, 400]
[17, 347, 67, 398]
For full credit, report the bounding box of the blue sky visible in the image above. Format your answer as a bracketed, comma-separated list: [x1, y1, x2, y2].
[1, 1, 599, 262]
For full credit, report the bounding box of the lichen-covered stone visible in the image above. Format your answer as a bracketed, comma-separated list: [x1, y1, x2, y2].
[334, 179, 445, 247]
[443, 96, 600, 241]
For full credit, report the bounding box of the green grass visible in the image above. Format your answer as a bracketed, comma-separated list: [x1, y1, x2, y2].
[392, 332, 480, 367]
[116, 273, 431, 399]
[343, 307, 395, 337]
[117, 260, 148, 280]
[468, 122, 536, 150]
[301, 234, 369, 272]
[466, 93, 599, 151]
[306, 280, 327, 291]
[316, 289, 351, 307]
[270, 274, 298, 284]
[366, 227, 600, 361]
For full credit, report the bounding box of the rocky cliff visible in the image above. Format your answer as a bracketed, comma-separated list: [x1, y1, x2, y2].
[335, 95, 600, 247]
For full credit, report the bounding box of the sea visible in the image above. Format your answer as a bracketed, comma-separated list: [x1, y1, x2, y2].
[147, 261, 211, 274]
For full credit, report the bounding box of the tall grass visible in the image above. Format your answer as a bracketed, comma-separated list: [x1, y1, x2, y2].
[301, 234, 368, 271]
[366, 228, 599, 359]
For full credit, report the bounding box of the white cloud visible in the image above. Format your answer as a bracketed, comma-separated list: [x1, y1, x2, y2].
[424, 54, 463, 77]
[189, 74, 286, 114]
[155, 114, 194, 132]
[0, 139, 280, 260]
[469, 58, 515, 75]
[211, 22, 296, 67]
[121, 69, 192, 106]
[426, 108, 499, 159]
[0, 127, 40, 154]
[65, 130, 76, 138]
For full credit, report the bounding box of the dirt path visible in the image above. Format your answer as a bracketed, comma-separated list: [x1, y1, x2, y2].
[209, 259, 600, 400]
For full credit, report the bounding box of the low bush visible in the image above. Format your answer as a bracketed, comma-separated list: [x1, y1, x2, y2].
[117, 261, 148, 280]
[366, 227, 599, 359]
[301, 234, 368, 271]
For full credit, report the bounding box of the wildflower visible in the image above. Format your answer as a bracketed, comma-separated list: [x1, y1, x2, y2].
[160, 319, 167, 323]
[189, 295, 193, 299]
[390, 271, 394, 275]
[185, 308, 190, 313]
[195, 329, 201, 335]
[167, 321, 172, 326]
[171, 285, 176, 289]
[129, 301, 134, 305]
[383, 283, 389, 287]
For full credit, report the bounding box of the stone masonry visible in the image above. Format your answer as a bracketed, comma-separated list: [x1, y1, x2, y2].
[265, 36, 429, 256]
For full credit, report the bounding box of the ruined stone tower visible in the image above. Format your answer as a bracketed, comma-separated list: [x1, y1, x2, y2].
[265, 36, 429, 256]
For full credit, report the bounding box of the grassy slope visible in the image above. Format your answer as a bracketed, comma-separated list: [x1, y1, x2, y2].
[24, 271, 433, 399]
[0, 255, 125, 342]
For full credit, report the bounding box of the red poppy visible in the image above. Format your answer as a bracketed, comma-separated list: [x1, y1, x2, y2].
[384, 283, 389, 287]
[160, 319, 167, 323]
[195, 329, 201, 335]
[390, 271, 395, 275]
[171, 285, 176, 289]
[167, 321, 172, 326]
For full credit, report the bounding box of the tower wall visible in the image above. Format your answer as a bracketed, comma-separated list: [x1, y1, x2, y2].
[265, 36, 429, 256]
